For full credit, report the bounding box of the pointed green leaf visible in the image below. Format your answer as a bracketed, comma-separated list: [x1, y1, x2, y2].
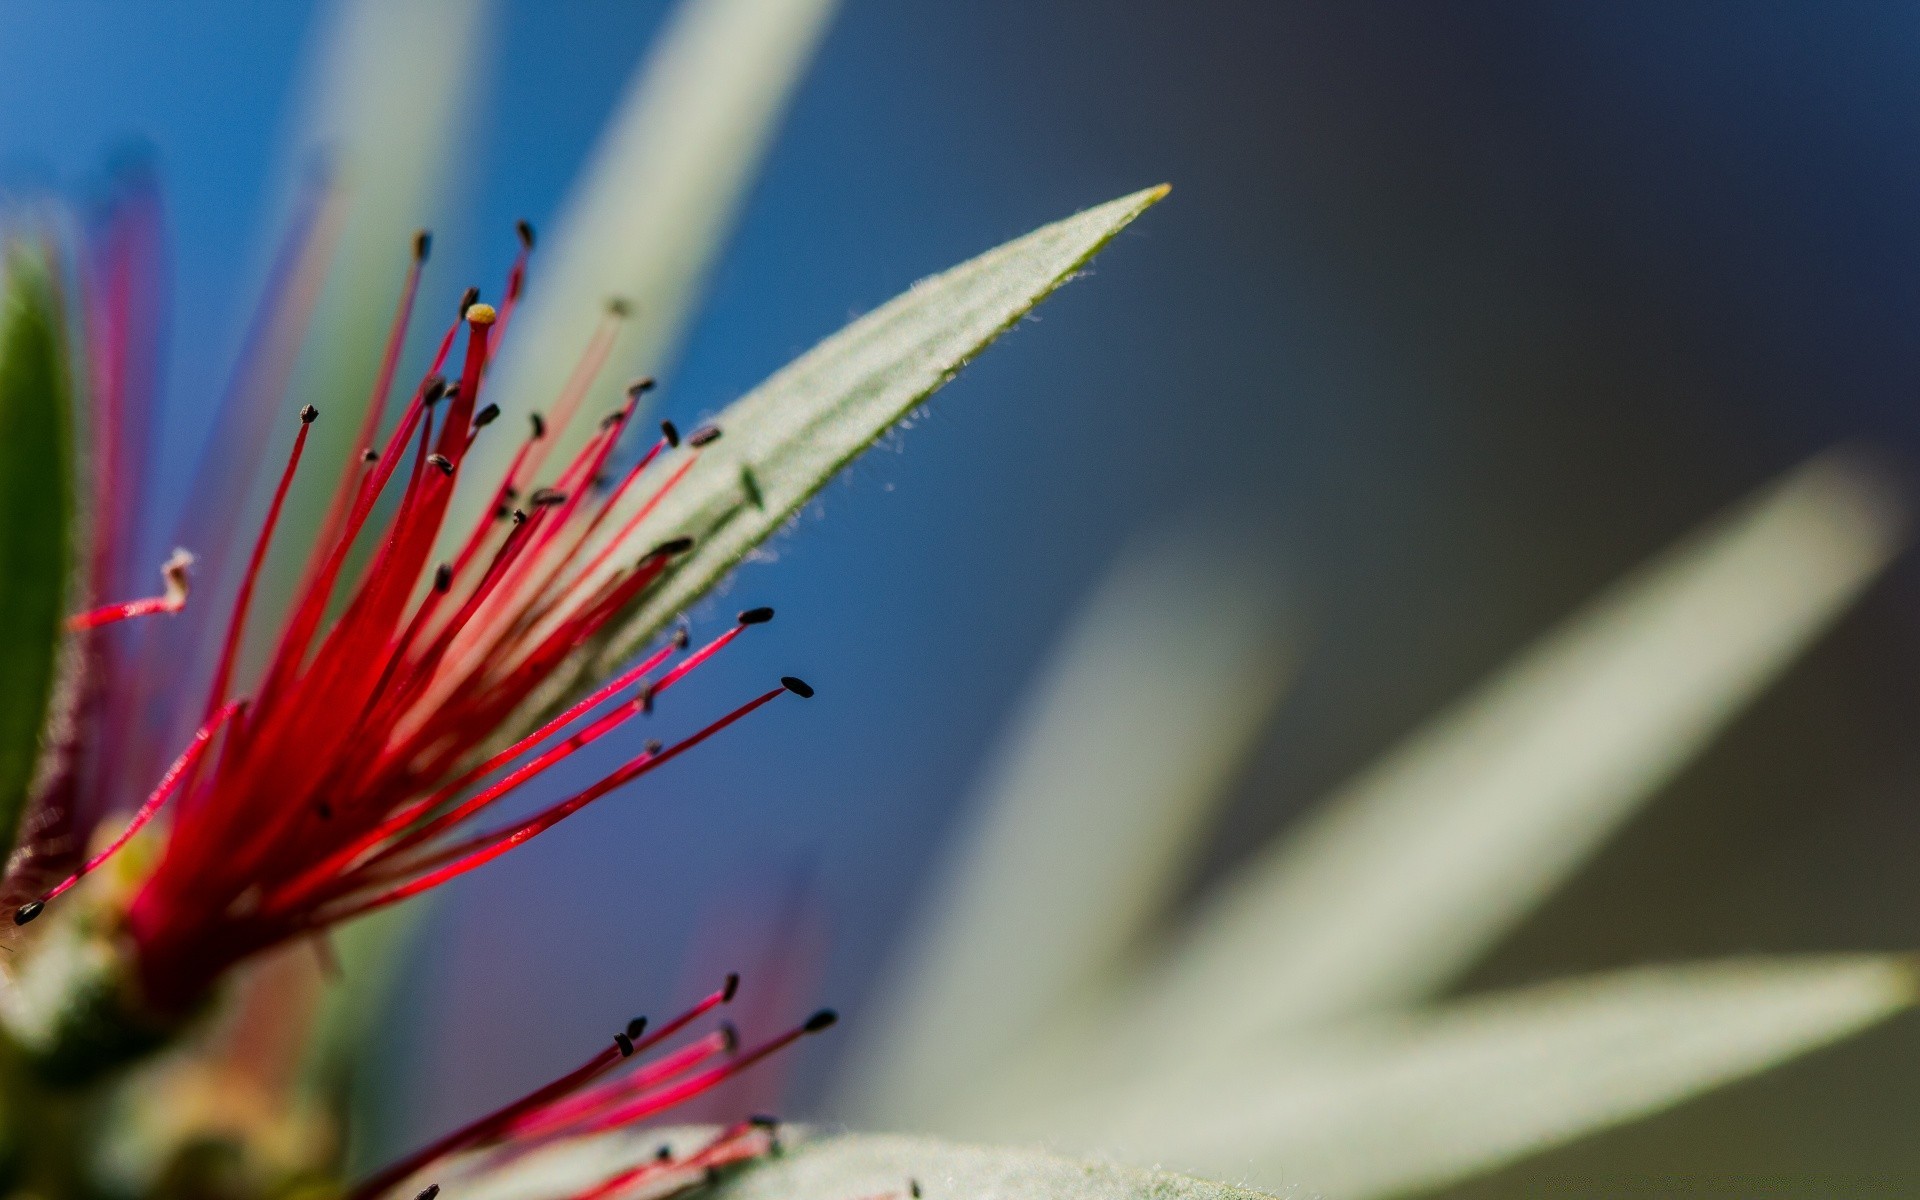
[1065, 957, 1913, 1200]
[459, 0, 841, 524]
[1109, 453, 1904, 1051]
[843, 525, 1293, 1131]
[0, 248, 74, 856]
[579, 185, 1169, 668]
[449, 1130, 1292, 1200]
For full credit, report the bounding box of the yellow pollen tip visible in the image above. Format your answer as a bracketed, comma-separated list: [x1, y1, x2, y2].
[466, 302, 498, 326]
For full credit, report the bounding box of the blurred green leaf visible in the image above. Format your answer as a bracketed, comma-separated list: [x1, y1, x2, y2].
[1111, 452, 1905, 1053]
[1071, 956, 1914, 1200]
[0, 248, 74, 857]
[843, 524, 1293, 1131]
[449, 1130, 1292, 1200]
[586, 184, 1171, 666]
[460, 0, 841, 522]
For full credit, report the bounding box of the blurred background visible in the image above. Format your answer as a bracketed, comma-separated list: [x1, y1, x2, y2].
[4, 1, 1920, 1192]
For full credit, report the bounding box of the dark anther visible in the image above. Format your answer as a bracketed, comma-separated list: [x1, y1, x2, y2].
[299, 404, 319, 424]
[443, 382, 461, 404]
[515, 219, 535, 249]
[748, 1114, 780, 1130]
[14, 901, 43, 925]
[803, 1009, 838, 1033]
[661, 419, 681, 447]
[911, 1181, 922, 1198]
[529, 412, 547, 440]
[627, 1016, 648, 1040]
[422, 376, 447, 406]
[600, 410, 626, 431]
[503, 486, 520, 501]
[719, 1021, 740, 1053]
[511, 508, 528, 525]
[673, 624, 691, 649]
[361, 448, 379, 463]
[723, 972, 741, 1002]
[473, 402, 501, 429]
[688, 424, 722, 448]
[615, 1031, 635, 1057]
[433, 564, 453, 593]
[643, 739, 662, 756]
[458, 286, 480, 314]
[704, 1167, 721, 1185]
[607, 296, 632, 318]
[494, 504, 511, 521]
[628, 376, 657, 397]
[416, 1186, 440, 1200]
[639, 685, 656, 715]
[529, 487, 568, 507]
[655, 1147, 673, 1163]
[781, 677, 815, 699]
[413, 229, 432, 262]
[427, 454, 454, 476]
[738, 606, 774, 626]
[316, 800, 333, 820]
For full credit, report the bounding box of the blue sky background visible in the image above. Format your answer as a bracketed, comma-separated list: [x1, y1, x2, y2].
[7, 3, 1920, 1190]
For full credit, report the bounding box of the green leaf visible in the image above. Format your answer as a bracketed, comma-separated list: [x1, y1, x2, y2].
[1063, 957, 1914, 1200]
[1108, 453, 1904, 1051]
[447, 1130, 1292, 1200]
[583, 184, 1170, 668]
[458, 0, 842, 525]
[0, 247, 74, 857]
[842, 523, 1293, 1132]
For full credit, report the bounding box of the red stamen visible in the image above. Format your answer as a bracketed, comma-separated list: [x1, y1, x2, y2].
[15, 702, 241, 924]
[67, 548, 193, 631]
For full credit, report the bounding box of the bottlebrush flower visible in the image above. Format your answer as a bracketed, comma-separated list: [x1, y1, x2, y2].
[0, 168, 1164, 1075]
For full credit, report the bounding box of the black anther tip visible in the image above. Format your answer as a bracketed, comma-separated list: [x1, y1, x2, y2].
[803, 1008, 838, 1033]
[615, 1031, 635, 1057]
[413, 229, 432, 262]
[529, 412, 547, 440]
[723, 972, 740, 1002]
[719, 1021, 740, 1053]
[529, 487, 567, 507]
[652, 536, 694, 558]
[14, 901, 43, 925]
[422, 376, 447, 405]
[660, 420, 680, 448]
[473, 402, 501, 429]
[299, 404, 319, 424]
[749, 1114, 780, 1130]
[688, 424, 722, 448]
[781, 676, 815, 699]
[416, 1186, 440, 1200]
[515, 219, 535, 249]
[458, 286, 480, 313]
[433, 564, 453, 593]
[599, 410, 626, 431]
[672, 626, 691, 649]
[627, 376, 657, 397]
[639, 685, 656, 715]
[361, 448, 379, 463]
[910, 1181, 922, 1198]
[626, 1016, 648, 1040]
[607, 296, 632, 318]
[427, 454, 454, 476]
[511, 508, 528, 525]
[738, 606, 774, 626]
[655, 1146, 673, 1163]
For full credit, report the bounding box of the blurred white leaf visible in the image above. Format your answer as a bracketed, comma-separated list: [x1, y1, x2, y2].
[462, 0, 840, 510]
[582, 185, 1171, 666]
[1069, 956, 1914, 1200]
[842, 525, 1294, 1131]
[450, 1129, 1297, 1200]
[1112, 452, 1904, 1054]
